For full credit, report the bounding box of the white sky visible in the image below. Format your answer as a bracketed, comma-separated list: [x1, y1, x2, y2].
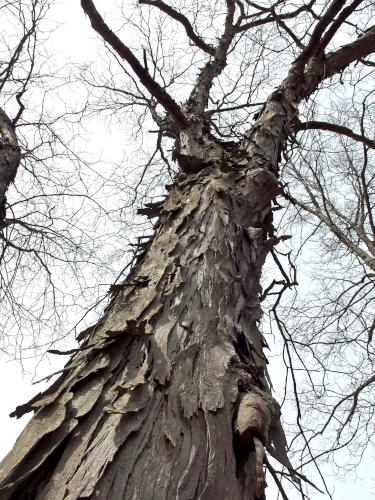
[0, 1, 374, 498]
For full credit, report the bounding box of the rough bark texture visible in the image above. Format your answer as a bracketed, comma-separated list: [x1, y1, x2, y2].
[1, 2, 375, 496]
[0, 23, 337, 495]
[0, 107, 21, 227]
[0, 156, 283, 499]
[0, 41, 310, 500]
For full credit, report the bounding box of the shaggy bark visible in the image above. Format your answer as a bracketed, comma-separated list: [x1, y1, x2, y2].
[1, 2, 374, 498]
[0, 156, 282, 500]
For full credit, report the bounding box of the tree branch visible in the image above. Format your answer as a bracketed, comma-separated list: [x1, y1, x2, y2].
[81, 0, 187, 127]
[236, 1, 316, 33]
[292, 120, 375, 150]
[186, 0, 236, 113]
[325, 24, 375, 77]
[139, 0, 215, 56]
[318, 0, 365, 53]
[271, 8, 305, 50]
[297, 0, 347, 65]
[294, 24, 375, 105]
[288, 163, 375, 272]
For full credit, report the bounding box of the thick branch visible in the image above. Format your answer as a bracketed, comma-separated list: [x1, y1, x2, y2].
[139, 0, 215, 55]
[318, 0, 365, 52]
[290, 25, 375, 110]
[293, 120, 375, 150]
[297, 0, 346, 64]
[186, 0, 236, 113]
[324, 24, 375, 77]
[240, 17, 375, 170]
[81, 0, 187, 127]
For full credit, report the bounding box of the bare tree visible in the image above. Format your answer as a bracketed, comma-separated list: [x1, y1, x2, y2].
[0, 1, 375, 499]
[272, 83, 375, 478]
[0, 0, 127, 358]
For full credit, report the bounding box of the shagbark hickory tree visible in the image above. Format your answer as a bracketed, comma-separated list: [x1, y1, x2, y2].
[1, 1, 375, 499]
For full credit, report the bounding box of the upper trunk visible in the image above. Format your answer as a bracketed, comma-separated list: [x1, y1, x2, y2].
[0, 156, 283, 500]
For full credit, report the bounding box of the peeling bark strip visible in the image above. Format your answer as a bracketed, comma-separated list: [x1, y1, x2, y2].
[0, 24, 328, 498]
[0, 107, 21, 227]
[0, 159, 285, 499]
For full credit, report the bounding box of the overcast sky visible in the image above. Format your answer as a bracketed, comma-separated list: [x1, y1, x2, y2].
[0, 1, 374, 498]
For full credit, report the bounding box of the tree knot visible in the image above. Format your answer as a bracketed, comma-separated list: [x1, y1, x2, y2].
[236, 390, 279, 446]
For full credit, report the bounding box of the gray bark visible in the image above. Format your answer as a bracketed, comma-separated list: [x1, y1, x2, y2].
[2, 14, 372, 498]
[0, 35, 312, 500]
[0, 158, 281, 500]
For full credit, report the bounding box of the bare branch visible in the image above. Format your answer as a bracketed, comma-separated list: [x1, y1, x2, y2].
[317, 373, 375, 437]
[318, 0, 365, 52]
[288, 164, 375, 272]
[271, 8, 305, 50]
[138, 0, 215, 56]
[237, 1, 316, 33]
[297, 0, 347, 65]
[292, 119, 375, 150]
[186, 0, 236, 113]
[81, 0, 187, 127]
[325, 24, 375, 78]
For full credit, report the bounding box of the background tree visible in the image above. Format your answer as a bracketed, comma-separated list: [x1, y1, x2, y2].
[0, 1, 374, 499]
[0, 0, 128, 360]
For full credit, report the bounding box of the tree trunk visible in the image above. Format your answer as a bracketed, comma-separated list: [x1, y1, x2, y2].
[2, 2, 375, 497]
[0, 157, 281, 499]
[0, 107, 21, 228]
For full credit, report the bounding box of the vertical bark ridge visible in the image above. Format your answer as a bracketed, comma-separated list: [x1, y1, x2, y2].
[0, 163, 280, 500]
